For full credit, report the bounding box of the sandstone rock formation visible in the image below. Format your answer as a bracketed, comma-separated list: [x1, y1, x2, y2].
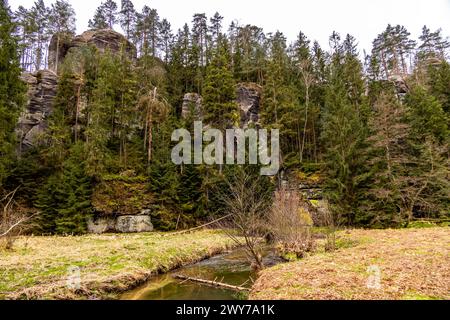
[389, 74, 409, 94]
[237, 83, 262, 128]
[48, 29, 137, 72]
[115, 215, 153, 233]
[180, 83, 262, 128]
[17, 29, 137, 151]
[87, 211, 153, 233]
[16, 70, 58, 150]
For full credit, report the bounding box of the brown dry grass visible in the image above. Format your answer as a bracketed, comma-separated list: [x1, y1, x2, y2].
[251, 227, 449, 300]
[0, 230, 236, 300]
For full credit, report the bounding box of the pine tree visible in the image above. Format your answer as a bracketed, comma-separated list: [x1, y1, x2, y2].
[30, 0, 50, 70]
[209, 12, 223, 46]
[418, 26, 450, 61]
[0, 0, 25, 188]
[148, 115, 183, 230]
[49, 0, 76, 73]
[158, 18, 172, 63]
[364, 92, 410, 226]
[119, 0, 136, 40]
[136, 6, 160, 57]
[101, 0, 118, 29]
[192, 13, 208, 65]
[290, 31, 318, 163]
[364, 91, 448, 226]
[88, 6, 108, 30]
[372, 24, 416, 78]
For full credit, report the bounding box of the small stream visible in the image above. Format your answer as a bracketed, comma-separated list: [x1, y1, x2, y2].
[121, 247, 282, 300]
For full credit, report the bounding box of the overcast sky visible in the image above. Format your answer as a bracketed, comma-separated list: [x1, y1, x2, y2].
[9, 0, 450, 53]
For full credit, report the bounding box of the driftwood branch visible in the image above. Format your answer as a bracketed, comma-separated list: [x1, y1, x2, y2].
[174, 274, 249, 291]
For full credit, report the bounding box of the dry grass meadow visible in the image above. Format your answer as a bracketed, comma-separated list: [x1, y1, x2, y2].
[251, 227, 449, 300]
[0, 229, 236, 300]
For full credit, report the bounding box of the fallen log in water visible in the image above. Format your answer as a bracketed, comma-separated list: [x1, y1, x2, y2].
[173, 274, 250, 291]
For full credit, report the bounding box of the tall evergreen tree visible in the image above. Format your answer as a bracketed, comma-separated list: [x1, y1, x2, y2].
[49, 0, 76, 73]
[119, 0, 136, 40]
[158, 18, 172, 62]
[0, 0, 25, 188]
[203, 37, 238, 130]
[321, 32, 368, 226]
[88, 6, 108, 29]
[101, 0, 118, 29]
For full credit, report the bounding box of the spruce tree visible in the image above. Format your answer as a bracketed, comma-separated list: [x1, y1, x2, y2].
[35, 144, 93, 234]
[321, 33, 369, 226]
[405, 86, 448, 142]
[203, 37, 238, 130]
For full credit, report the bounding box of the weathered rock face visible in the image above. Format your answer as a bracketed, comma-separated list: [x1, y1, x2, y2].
[87, 212, 153, 233]
[16, 70, 58, 150]
[47, 33, 73, 72]
[115, 215, 153, 233]
[48, 29, 137, 72]
[180, 83, 262, 127]
[87, 217, 116, 234]
[87, 210, 153, 234]
[389, 74, 409, 94]
[181, 93, 203, 120]
[237, 83, 262, 128]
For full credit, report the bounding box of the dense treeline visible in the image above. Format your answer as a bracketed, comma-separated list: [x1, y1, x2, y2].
[1, 0, 449, 234]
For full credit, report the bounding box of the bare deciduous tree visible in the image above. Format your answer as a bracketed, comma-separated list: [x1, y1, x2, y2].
[0, 187, 36, 250]
[216, 168, 273, 271]
[268, 188, 315, 259]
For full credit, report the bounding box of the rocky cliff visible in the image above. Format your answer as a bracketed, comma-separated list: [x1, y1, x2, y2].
[16, 70, 58, 151]
[181, 83, 262, 127]
[17, 29, 137, 150]
[181, 93, 203, 120]
[48, 29, 137, 72]
[236, 82, 262, 128]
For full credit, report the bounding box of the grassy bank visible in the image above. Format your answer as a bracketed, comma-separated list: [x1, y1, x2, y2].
[0, 229, 237, 300]
[251, 227, 449, 300]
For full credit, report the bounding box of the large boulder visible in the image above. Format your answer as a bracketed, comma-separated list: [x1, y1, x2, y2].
[236, 83, 262, 128]
[16, 70, 58, 150]
[87, 212, 153, 233]
[115, 215, 153, 233]
[87, 216, 116, 234]
[48, 29, 137, 72]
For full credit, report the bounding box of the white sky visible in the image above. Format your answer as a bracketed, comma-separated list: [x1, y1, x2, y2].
[8, 0, 450, 53]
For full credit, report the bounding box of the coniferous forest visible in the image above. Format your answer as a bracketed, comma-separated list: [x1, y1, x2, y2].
[0, 0, 449, 301]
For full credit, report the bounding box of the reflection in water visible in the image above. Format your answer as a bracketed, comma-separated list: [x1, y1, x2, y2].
[121, 247, 281, 300]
